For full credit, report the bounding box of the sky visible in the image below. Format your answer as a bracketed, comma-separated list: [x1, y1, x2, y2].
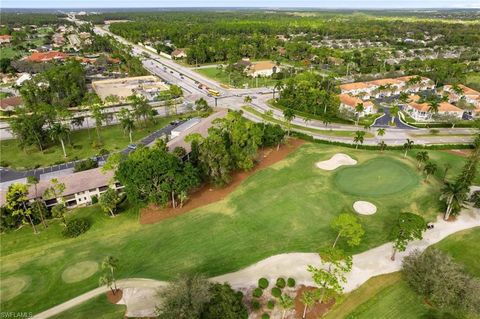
[3, 0, 480, 8]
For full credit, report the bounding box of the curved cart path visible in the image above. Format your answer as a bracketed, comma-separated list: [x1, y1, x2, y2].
[33, 207, 479, 318]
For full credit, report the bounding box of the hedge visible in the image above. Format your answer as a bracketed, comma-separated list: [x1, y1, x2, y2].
[276, 278, 286, 289]
[287, 278, 296, 287]
[62, 218, 91, 238]
[292, 131, 476, 150]
[271, 287, 282, 298]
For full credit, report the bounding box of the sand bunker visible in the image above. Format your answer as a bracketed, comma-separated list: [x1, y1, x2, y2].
[353, 201, 377, 215]
[316, 153, 357, 171]
[62, 261, 99, 283]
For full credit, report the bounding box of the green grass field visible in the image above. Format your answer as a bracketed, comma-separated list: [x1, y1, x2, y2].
[196, 66, 278, 88]
[327, 227, 480, 319]
[0, 115, 184, 169]
[50, 295, 126, 319]
[0, 142, 473, 315]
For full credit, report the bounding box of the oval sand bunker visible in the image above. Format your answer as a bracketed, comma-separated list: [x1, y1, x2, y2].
[62, 261, 99, 283]
[353, 201, 377, 215]
[316, 153, 357, 171]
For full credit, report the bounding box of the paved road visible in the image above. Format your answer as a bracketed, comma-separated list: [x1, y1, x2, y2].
[0, 121, 183, 185]
[372, 106, 416, 130]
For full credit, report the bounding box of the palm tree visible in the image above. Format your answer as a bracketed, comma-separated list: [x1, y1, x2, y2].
[443, 163, 452, 181]
[279, 294, 294, 319]
[378, 140, 387, 152]
[90, 104, 105, 141]
[415, 151, 429, 170]
[390, 105, 400, 126]
[49, 123, 70, 158]
[440, 181, 468, 221]
[27, 175, 48, 229]
[376, 128, 386, 137]
[423, 162, 437, 182]
[355, 103, 364, 126]
[398, 92, 410, 103]
[403, 139, 414, 158]
[300, 290, 317, 319]
[243, 95, 252, 104]
[283, 108, 295, 136]
[273, 81, 284, 99]
[101, 256, 119, 293]
[428, 100, 440, 115]
[353, 131, 366, 149]
[118, 108, 135, 143]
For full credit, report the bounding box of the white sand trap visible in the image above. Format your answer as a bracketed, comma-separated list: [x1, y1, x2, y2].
[353, 201, 377, 215]
[316, 153, 357, 171]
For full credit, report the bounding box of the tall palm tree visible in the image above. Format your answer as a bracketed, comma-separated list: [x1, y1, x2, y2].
[353, 131, 366, 149]
[423, 161, 437, 182]
[376, 128, 386, 137]
[283, 108, 295, 136]
[378, 140, 387, 153]
[90, 104, 105, 141]
[428, 100, 440, 114]
[415, 151, 429, 170]
[118, 108, 135, 143]
[101, 256, 119, 293]
[273, 81, 284, 99]
[390, 105, 400, 126]
[440, 181, 468, 221]
[403, 139, 414, 157]
[355, 103, 364, 126]
[27, 175, 48, 229]
[49, 123, 70, 158]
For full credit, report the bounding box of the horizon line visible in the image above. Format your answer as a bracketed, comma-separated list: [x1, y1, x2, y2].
[2, 6, 480, 9]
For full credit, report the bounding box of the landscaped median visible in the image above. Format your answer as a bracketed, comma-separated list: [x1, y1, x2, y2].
[242, 105, 374, 138]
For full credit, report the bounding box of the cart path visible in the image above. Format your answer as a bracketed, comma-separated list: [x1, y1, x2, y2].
[33, 207, 479, 318]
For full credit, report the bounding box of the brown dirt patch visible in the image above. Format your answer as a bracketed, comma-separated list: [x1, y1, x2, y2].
[106, 289, 123, 304]
[443, 149, 472, 157]
[140, 138, 305, 225]
[294, 286, 335, 319]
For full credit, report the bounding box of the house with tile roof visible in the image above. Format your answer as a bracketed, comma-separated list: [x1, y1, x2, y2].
[404, 95, 464, 121]
[338, 94, 375, 117]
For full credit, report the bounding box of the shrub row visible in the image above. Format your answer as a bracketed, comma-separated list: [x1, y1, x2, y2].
[293, 131, 476, 150]
[62, 218, 91, 238]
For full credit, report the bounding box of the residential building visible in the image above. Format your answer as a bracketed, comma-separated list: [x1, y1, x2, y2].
[444, 84, 480, 109]
[24, 51, 68, 63]
[339, 82, 376, 100]
[0, 35, 13, 44]
[0, 96, 23, 112]
[171, 48, 187, 59]
[246, 61, 280, 77]
[0, 168, 123, 209]
[338, 94, 375, 116]
[404, 95, 464, 121]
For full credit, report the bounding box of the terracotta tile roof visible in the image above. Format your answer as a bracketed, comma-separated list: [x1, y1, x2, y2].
[339, 82, 374, 91]
[339, 94, 373, 108]
[0, 96, 23, 110]
[409, 101, 463, 113]
[368, 78, 403, 86]
[171, 49, 186, 57]
[25, 51, 68, 62]
[0, 35, 12, 40]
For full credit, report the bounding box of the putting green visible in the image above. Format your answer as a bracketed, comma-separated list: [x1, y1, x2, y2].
[334, 157, 419, 196]
[0, 276, 30, 302]
[61, 261, 99, 284]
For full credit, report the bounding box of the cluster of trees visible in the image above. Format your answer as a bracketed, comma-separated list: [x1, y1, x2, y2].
[156, 275, 247, 319]
[403, 248, 480, 317]
[88, 11, 480, 66]
[441, 134, 480, 221]
[275, 72, 340, 120]
[113, 111, 285, 208]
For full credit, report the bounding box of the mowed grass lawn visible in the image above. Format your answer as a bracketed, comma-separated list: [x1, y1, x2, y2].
[327, 227, 480, 319]
[0, 115, 183, 169]
[50, 295, 126, 319]
[0, 143, 473, 314]
[196, 66, 278, 88]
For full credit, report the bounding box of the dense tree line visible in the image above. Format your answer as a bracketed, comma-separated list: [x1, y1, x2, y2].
[276, 72, 340, 119]
[0, 12, 68, 28]
[115, 111, 285, 208]
[81, 11, 480, 65]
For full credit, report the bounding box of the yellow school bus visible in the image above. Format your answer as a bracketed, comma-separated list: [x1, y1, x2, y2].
[207, 88, 220, 97]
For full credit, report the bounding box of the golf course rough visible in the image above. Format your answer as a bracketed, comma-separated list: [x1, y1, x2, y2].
[334, 157, 419, 196]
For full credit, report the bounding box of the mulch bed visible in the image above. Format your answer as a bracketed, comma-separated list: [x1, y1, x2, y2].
[140, 138, 305, 225]
[106, 289, 123, 304]
[294, 286, 335, 319]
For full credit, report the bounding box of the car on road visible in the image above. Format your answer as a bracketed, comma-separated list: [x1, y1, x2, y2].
[127, 144, 137, 150]
[170, 71, 174, 74]
[170, 120, 181, 125]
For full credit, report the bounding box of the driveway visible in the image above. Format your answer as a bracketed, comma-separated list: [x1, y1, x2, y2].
[372, 106, 417, 130]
